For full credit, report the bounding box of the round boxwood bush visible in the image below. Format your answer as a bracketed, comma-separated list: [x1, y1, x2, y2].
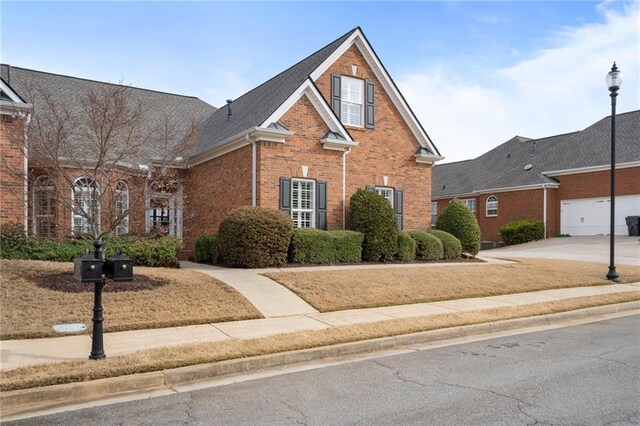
[348, 189, 398, 262]
[408, 230, 443, 261]
[429, 229, 462, 259]
[195, 234, 220, 264]
[500, 219, 544, 246]
[435, 198, 481, 255]
[395, 231, 416, 262]
[218, 207, 294, 268]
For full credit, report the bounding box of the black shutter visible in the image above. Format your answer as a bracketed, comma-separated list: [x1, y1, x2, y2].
[365, 81, 375, 129]
[331, 74, 341, 118]
[366, 185, 375, 192]
[317, 181, 327, 230]
[394, 189, 404, 230]
[280, 177, 291, 216]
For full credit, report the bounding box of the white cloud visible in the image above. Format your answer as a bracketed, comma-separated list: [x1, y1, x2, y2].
[399, 3, 639, 163]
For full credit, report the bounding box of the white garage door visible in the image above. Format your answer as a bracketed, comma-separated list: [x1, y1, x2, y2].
[561, 195, 640, 236]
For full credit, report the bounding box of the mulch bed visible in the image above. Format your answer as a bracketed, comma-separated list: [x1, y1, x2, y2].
[35, 273, 169, 293]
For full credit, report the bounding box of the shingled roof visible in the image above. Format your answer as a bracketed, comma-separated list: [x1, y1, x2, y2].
[194, 28, 359, 155]
[0, 64, 216, 162]
[432, 110, 640, 198]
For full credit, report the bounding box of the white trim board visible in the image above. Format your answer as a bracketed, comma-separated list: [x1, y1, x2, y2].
[543, 161, 640, 177]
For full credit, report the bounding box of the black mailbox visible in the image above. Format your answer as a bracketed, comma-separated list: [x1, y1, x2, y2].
[74, 254, 103, 283]
[104, 253, 134, 282]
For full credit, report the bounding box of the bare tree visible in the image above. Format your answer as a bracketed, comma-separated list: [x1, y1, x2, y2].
[4, 80, 199, 251]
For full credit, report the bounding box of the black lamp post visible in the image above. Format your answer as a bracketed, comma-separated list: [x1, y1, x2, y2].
[605, 62, 622, 282]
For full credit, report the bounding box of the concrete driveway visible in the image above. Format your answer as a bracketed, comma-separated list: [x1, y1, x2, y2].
[481, 236, 639, 266]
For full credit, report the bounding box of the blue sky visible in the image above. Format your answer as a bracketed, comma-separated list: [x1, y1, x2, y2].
[2, 1, 638, 162]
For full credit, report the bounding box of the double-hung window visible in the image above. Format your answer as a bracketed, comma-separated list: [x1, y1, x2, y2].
[431, 201, 438, 225]
[73, 177, 100, 235]
[291, 179, 315, 228]
[340, 76, 364, 127]
[375, 187, 394, 207]
[486, 195, 498, 217]
[33, 176, 56, 237]
[460, 198, 476, 214]
[115, 181, 129, 236]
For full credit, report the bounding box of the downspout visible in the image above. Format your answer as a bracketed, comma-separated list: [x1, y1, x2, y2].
[342, 147, 352, 229]
[246, 135, 256, 207]
[543, 185, 547, 239]
[23, 112, 32, 233]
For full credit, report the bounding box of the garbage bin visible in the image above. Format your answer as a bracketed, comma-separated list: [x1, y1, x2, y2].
[625, 216, 640, 236]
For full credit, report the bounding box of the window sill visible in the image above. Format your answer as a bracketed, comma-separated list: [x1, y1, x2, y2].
[343, 125, 367, 132]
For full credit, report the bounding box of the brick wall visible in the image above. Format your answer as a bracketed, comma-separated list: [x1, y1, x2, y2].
[183, 145, 252, 251]
[0, 116, 26, 227]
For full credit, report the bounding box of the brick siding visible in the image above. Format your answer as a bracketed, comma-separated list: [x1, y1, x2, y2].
[0, 116, 26, 227]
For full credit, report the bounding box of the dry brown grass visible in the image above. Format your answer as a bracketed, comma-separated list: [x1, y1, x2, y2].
[0, 260, 262, 339]
[1, 292, 638, 392]
[264, 258, 640, 312]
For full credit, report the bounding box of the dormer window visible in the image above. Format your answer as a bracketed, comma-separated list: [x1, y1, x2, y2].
[340, 76, 364, 127]
[331, 74, 375, 129]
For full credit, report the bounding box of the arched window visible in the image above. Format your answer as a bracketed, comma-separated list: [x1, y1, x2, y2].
[33, 176, 56, 237]
[73, 177, 100, 235]
[486, 195, 498, 217]
[115, 181, 129, 236]
[146, 180, 182, 238]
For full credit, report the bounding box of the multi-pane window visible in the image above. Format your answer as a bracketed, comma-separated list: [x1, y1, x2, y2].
[486, 195, 498, 217]
[291, 179, 315, 228]
[375, 187, 394, 207]
[115, 181, 129, 236]
[146, 182, 183, 237]
[340, 76, 364, 127]
[460, 198, 476, 214]
[431, 201, 438, 225]
[33, 176, 56, 237]
[73, 177, 100, 235]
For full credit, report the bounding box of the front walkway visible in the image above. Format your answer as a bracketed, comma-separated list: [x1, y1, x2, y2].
[1, 284, 638, 371]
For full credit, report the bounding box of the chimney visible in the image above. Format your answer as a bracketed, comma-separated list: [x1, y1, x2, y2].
[226, 99, 233, 122]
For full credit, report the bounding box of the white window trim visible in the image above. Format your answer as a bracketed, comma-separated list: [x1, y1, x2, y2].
[340, 76, 364, 128]
[486, 195, 498, 217]
[72, 177, 100, 236]
[375, 186, 394, 207]
[460, 198, 477, 214]
[291, 178, 315, 229]
[33, 176, 56, 237]
[115, 181, 129, 236]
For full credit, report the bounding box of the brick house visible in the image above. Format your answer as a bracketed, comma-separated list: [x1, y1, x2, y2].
[0, 27, 443, 256]
[431, 111, 640, 246]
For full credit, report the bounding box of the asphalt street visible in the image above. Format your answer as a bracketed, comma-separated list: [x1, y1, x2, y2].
[6, 314, 640, 425]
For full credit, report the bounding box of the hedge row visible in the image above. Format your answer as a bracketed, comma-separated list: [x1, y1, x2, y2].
[0, 222, 182, 267]
[289, 229, 363, 264]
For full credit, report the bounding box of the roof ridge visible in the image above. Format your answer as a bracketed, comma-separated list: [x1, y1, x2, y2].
[0, 64, 211, 102]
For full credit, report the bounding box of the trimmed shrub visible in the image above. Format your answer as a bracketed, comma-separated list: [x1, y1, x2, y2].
[408, 230, 443, 261]
[195, 234, 220, 264]
[0, 222, 29, 259]
[30, 239, 86, 262]
[348, 189, 398, 262]
[289, 229, 363, 264]
[435, 198, 481, 255]
[107, 236, 182, 267]
[429, 229, 462, 259]
[218, 207, 294, 268]
[395, 231, 416, 262]
[500, 219, 545, 246]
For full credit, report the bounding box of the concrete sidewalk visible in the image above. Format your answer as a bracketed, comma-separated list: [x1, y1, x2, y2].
[1, 284, 638, 371]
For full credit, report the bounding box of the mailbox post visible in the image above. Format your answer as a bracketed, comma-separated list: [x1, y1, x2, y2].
[73, 239, 133, 360]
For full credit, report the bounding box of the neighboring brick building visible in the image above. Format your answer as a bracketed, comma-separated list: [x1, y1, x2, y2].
[0, 27, 443, 256]
[432, 111, 640, 246]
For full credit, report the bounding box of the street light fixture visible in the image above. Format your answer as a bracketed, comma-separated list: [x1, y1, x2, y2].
[605, 62, 622, 282]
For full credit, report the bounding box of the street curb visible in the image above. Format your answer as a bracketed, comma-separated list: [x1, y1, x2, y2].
[2, 301, 639, 418]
